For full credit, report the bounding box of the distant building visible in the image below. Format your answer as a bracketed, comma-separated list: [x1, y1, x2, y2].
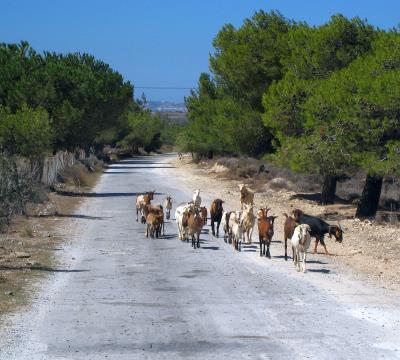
[146, 101, 188, 124]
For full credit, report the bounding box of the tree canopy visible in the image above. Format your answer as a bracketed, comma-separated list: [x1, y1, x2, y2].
[0, 41, 134, 153]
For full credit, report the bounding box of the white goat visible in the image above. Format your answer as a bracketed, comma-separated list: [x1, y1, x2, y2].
[175, 202, 194, 241]
[240, 204, 255, 244]
[229, 211, 243, 251]
[291, 224, 312, 273]
[192, 189, 201, 207]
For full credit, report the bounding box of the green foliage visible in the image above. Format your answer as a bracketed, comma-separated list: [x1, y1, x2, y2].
[263, 14, 377, 179]
[0, 105, 52, 158]
[0, 42, 133, 151]
[300, 30, 400, 178]
[119, 110, 163, 153]
[210, 10, 292, 110]
[263, 74, 315, 144]
[284, 15, 375, 79]
[182, 73, 271, 157]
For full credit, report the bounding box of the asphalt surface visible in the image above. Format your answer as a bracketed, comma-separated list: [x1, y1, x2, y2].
[0, 154, 399, 359]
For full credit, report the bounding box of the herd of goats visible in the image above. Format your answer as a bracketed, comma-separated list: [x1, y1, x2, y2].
[135, 184, 344, 273]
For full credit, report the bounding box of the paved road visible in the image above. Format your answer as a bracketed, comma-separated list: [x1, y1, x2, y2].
[1, 154, 399, 359]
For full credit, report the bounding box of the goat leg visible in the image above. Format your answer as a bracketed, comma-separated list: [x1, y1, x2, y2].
[284, 237, 287, 261]
[313, 239, 318, 254]
[323, 244, 330, 255]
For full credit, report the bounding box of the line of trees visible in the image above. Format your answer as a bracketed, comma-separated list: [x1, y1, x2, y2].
[180, 11, 400, 217]
[0, 41, 167, 159]
[0, 41, 167, 226]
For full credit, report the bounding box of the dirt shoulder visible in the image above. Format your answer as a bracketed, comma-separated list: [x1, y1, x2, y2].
[0, 172, 101, 316]
[172, 156, 400, 293]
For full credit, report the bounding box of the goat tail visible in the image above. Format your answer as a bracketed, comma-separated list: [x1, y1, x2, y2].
[283, 213, 289, 219]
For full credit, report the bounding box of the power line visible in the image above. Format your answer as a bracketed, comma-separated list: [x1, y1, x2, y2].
[135, 86, 196, 90]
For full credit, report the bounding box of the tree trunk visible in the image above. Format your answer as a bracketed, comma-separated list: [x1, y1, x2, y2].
[321, 175, 338, 205]
[132, 145, 139, 155]
[356, 174, 383, 218]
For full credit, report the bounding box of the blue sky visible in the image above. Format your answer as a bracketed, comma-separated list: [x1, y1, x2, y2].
[1, 0, 399, 102]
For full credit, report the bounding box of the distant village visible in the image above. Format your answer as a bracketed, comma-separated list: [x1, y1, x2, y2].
[147, 101, 188, 124]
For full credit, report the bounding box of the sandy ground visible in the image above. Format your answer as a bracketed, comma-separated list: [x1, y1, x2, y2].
[0, 174, 100, 316]
[173, 155, 400, 293]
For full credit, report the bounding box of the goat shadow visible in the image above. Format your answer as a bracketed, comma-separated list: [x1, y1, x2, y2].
[158, 234, 178, 240]
[307, 268, 331, 274]
[201, 246, 220, 251]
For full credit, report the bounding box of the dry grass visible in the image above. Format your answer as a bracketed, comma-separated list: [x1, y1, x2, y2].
[0, 163, 101, 316]
[58, 162, 96, 189]
[21, 224, 34, 238]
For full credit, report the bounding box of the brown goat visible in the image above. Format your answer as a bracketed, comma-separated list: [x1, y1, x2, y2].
[200, 206, 208, 226]
[136, 190, 155, 223]
[187, 208, 204, 249]
[143, 204, 164, 237]
[210, 199, 224, 237]
[283, 213, 299, 261]
[145, 213, 158, 238]
[257, 208, 277, 258]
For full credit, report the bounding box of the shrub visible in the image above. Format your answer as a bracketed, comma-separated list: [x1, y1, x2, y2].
[58, 163, 92, 188]
[0, 155, 37, 231]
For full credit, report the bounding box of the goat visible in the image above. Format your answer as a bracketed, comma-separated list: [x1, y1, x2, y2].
[257, 208, 277, 258]
[210, 199, 224, 237]
[229, 211, 243, 251]
[136, 190, 155, 223]
[143, 204, 164, 237]
[221, 211, 233, 242]
[145, 213, 158, 238]
[292, 209, 344, 255]
[239, 184, 254, 210]
[240, 204, 255, 244]
[164, 196, 172, 220]
[175, 202, 194, 241]
[291, 224, 312, 272]
[283, 213, 299, 261]
[193, 189, 201, 207]
[200, 206, 208, 226]
[187, 207, 204, 249]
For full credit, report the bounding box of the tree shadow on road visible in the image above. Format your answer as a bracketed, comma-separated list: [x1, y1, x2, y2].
[54, 191, 163, 198]
[102, 171, 138, 174]
[105, 166, 176, 170]
[33, 213, 109, 220]
[0, 265, 89, 273]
